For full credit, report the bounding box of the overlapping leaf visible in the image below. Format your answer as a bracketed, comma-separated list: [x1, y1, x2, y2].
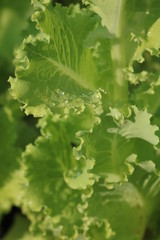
[82, 0, 125, 37]
[22, 113, 96, 238]
[119, 107, 159, 145]
[85, 161, 160, 239]
[79, 113, 134, 183]
[9, 1, 107, 119]
[128, 16, 160, 115]
[86, 180, 146, 240]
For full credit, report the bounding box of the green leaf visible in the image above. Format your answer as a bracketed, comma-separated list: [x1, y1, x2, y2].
[4, 0, 160, 239]
[129, 163, 160, 200]
[80, 113, 134, 184]
[9, 2, 105, 118]
[86, 180, 147, 240]
[22, 114, 96, 238]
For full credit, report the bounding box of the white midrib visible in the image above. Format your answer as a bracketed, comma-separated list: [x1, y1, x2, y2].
[30, 49, 93, 90]
[47, 56, 86, 87]
[111, 0, 128, 102]
[116, 0, 123, 38]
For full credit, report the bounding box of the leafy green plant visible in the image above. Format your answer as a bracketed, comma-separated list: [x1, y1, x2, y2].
[1, 0, 160, 239]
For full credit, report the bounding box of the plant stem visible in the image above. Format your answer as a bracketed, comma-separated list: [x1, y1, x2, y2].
[111, 0, 128, 103]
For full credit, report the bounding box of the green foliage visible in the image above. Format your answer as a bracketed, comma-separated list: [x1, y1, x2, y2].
[1, 0, 160, 239]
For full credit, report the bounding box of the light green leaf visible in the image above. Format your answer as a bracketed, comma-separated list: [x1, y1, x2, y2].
[119, 107, 159, 145]
[85, 218, 115, 240]
[0, 169, 25, 216]
[83, 0, 125, 37]
[131, 18, 160, 65]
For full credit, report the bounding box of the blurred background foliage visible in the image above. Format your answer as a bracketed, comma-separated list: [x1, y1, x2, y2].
[0, 0, 37, 238]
